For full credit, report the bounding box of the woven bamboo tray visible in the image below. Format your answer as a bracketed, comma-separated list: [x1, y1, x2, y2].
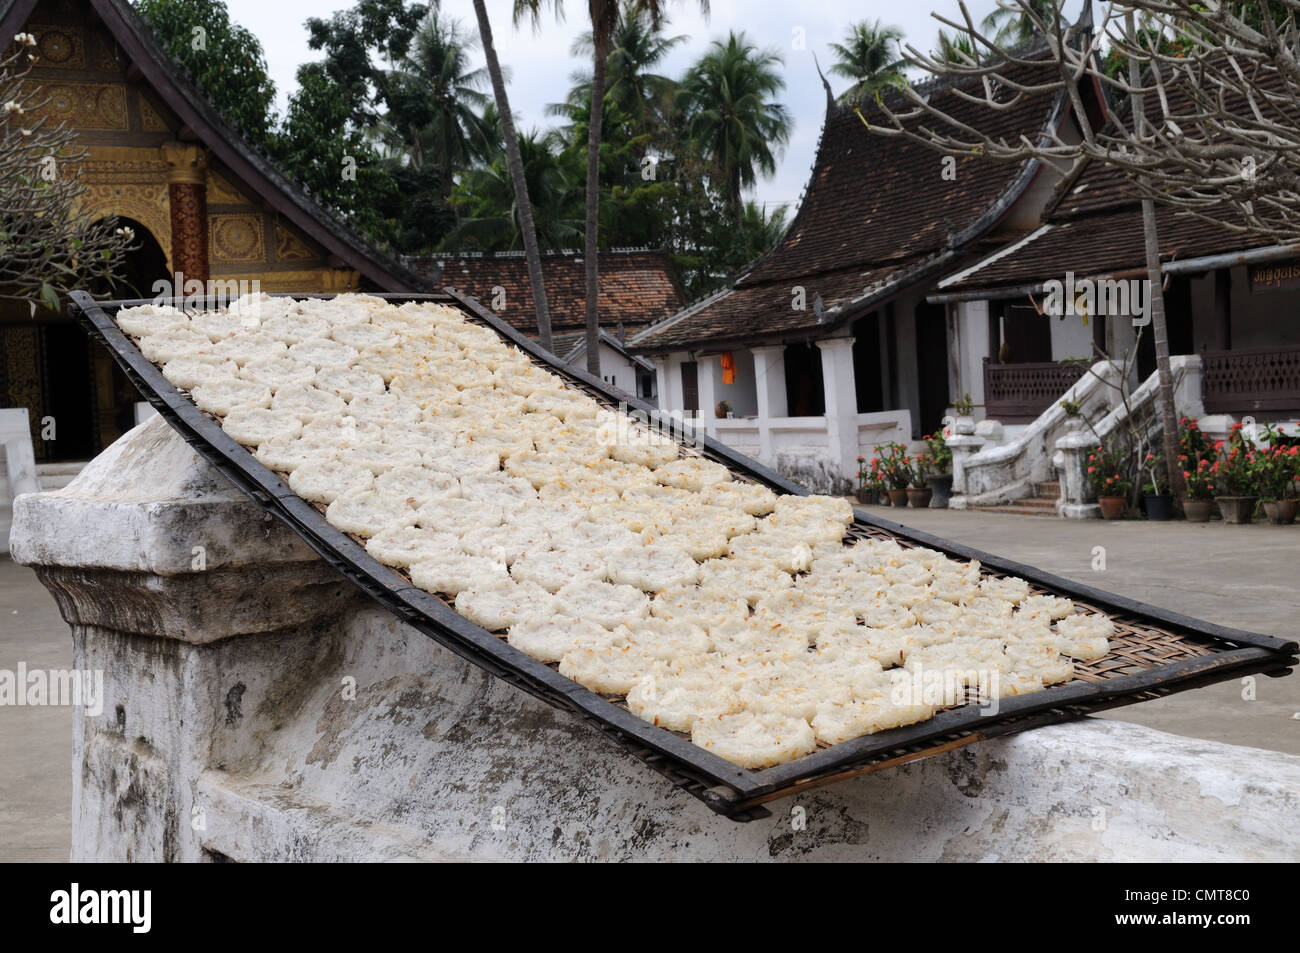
[69, 290, 1298, 821]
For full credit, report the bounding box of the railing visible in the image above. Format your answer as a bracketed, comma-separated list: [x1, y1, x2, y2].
[1202, 345, 1300, 414]
[984, 358, 1087, 421]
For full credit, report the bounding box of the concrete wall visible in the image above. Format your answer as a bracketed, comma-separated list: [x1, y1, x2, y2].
[11, 415, 1300, 862]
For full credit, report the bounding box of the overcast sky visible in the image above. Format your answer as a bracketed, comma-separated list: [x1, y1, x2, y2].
[222, 0, 1083, 216]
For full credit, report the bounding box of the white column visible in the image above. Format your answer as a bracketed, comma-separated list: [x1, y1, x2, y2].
[660, 352, 688, 425]
[1, 408, 39, 553]
[652, 357, 671, 414]
[752, 345, 787, 463]
[816, 336, 858, 486]
[696, 354, 717, 438]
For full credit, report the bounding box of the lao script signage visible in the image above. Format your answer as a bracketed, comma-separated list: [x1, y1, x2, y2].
[1250, 260, 1300, 292]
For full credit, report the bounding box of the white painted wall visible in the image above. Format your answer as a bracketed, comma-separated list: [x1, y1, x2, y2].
[952, 299, 990, 409]
[703, 350, 759, 418]
[1050, 312, 1093, 362]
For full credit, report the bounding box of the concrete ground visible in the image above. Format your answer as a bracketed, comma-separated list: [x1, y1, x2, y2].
[875, 505, 1300, 755]
[0, 508, 1296, 861]
[0, 558, 74, 862]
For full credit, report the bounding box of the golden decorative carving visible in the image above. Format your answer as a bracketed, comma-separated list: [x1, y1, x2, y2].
[139, 96, 169, 132]
[27, 82, 127, 130]
[206, 170, 250, 206]
[29, 24, 84, 68]
[160, 143, 209, 185]
[321, 268, 361, 292]
[224, 268, 357, 292]
[274, 224, 317, 262]
[77, 183, 173, 273]
[82, 146, 169, 185]
[209, 213, 265, 263]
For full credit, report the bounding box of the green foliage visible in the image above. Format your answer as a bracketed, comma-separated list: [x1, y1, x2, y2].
[139, 0, 795, 295]
[270, 64, 399, 245]
[829, 19, 906, 103]
[136, 0, 276, 148]
[677, 31, 791, 227]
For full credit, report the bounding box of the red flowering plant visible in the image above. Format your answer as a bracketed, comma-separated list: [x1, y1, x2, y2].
[856, 455, 887, 494]
[1209, 432, 1257, 497]
[1251, 424, 1300, 501]
[879, 442, 914, 489]
[921, 431, 952, 475]
[911, 451, 933, 488]
[1178, 417, 1216, 473]
[1183, 457, 1217, 500]
[1087, 438, 1133, 499]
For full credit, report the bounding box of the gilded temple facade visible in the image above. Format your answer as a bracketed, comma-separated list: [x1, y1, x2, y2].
[0, 0, 425, 461]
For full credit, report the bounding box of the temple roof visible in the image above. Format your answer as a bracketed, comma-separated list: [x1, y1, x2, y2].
[632, 55, 1072, 354]
[407, 247, 684, 338]
[1, 0, 429, 292]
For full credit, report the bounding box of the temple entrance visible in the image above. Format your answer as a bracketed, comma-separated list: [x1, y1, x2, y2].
[0, 219, 170, 462]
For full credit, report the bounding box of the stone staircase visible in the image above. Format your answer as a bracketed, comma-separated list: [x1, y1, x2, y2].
[968, 480, 1061, 517]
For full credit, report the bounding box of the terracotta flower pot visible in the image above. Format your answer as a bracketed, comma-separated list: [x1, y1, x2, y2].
[1183, 499, 1214, 523]
[1215, 496, 1257, 524]
[855, 488, 872, 504]
[1263, 499, 1298, 525]
[906, 487, 933, 509]
[1097, 496, 1126, 520]
[887, 488, 909, 507]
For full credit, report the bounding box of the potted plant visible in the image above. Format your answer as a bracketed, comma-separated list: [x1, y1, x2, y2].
[880, 442, 913, 506]
[854, 456, 884, 504]
[951, 392, 976, 435]
[907, 452, 933, 509]
[1254, 426, 1299, 524]
[715, 399, 734, 419]
[922, 430, 954, 507]
[1179, 418, 1217, 522]
[1140, 452, 1173, 521]
[1087, 440, 1131, 519]
[1182, 457, 1217, 522]
[1212, 424, 1258, 524]
[1059, 397, 1085, 434]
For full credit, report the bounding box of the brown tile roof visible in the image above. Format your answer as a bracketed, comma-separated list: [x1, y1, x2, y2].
[942, 157, 1276, 294]
[632, 57, 1068, 353]
[408, 248, 684, 337]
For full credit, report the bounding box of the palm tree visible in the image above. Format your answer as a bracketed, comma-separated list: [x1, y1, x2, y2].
[471, 0, 554, 349]
[570, 8, 685, 135]
[516, 0, 708, 376]
[981, 0, 1058, 48]
[934, 29, 979, 66]
[384, 13, 491, 183]
[827, 19, 906, 104]
[677, 31, 791, 230]
[443, 130, 583, 252]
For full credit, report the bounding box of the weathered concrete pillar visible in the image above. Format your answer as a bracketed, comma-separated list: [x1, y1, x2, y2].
[752, 345, 787, 463]
[945, 433, 985, 508]
[9, 417, 359, 861]
[816, 336, 858, 491]
[652, 357, 671, 416]
[12, 417, 1300, 861]
[695, 352, 717, 436]
[2, 407, 40, 553]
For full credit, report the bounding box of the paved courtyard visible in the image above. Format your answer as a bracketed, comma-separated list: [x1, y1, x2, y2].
[1, 507, 1296, 861]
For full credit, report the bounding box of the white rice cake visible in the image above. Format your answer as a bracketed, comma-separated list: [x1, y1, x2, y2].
[691, 710, 817, 769]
